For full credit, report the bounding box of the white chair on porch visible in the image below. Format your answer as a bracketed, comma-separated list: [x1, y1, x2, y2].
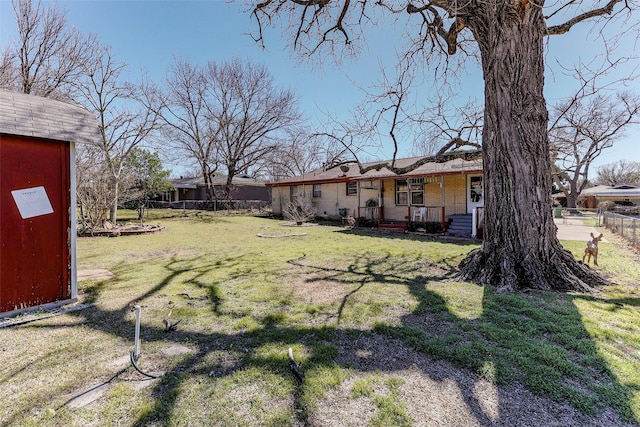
[413, 207, 427, 222]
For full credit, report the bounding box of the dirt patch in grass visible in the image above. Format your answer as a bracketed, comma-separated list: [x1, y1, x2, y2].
[284, 276, 355, 306]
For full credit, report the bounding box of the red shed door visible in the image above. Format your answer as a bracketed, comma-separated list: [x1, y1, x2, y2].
[0, 135, 71, 313]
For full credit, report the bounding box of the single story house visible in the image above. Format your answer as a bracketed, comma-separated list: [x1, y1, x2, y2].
[579, 184, 640, 208]
[267, 155, 484, 236]
[155, 174, 270, 209]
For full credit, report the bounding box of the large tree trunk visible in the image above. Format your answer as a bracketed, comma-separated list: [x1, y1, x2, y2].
[566, 190, 579, 209]
[458, 4, 608, 292]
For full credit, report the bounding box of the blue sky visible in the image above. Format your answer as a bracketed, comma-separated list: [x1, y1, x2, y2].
[1, 0, 638, 174]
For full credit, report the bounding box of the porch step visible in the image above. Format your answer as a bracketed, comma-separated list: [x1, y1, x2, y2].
[447, 214, 473, 237]
[379, 221, 407, 230]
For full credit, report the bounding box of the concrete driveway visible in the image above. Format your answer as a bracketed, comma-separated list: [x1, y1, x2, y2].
[554, 218, 607, 242]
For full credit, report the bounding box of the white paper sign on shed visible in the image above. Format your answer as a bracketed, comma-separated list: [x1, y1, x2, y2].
[11, 186, 54, 219]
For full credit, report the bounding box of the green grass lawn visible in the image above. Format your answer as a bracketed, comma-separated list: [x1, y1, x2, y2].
[1, 212, 639, 426]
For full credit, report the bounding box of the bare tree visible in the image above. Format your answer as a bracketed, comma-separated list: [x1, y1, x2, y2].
[595, 160, 640, 186]
[206, 58, 302, 204]
[251, 0, 637, 292]
[0, 0, 97, 100]
[75, 142, 113, 231]
[550, 91, 640, 208]
[157, 58, 221, 203]
[262, 127, 350, 180]
[74, 46, 160, 223]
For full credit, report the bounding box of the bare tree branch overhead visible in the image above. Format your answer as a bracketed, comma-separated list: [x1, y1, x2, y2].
[249, 0, 638, 293]
[0, 0, 98, 100]
[263, 128, 350, 180]
[546, 0, 629, 35]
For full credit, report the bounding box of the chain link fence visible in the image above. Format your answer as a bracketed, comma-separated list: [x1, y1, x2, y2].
[603, 212, 640, 249]
[148, 199, 270, 211]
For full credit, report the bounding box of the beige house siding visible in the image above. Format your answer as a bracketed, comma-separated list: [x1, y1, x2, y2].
[312, 182, 358, 218]
[272, 182, 361, 218]
[271, 186, 288, 215]
[444, 175, 467, 215]
[381, 179, 406, 221]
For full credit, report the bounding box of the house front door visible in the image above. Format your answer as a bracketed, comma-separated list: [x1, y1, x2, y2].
[467, 174, 484, 214]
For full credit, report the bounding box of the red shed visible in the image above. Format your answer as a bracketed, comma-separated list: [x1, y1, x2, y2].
[0, 90, 100, 316]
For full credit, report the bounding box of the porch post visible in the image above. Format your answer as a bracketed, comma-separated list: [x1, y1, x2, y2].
[441, 175, 446, 228]
[378, 180, 383, 223]
[357, 181, 361, 219]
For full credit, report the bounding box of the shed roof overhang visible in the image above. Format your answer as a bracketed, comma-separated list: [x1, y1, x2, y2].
[0, 89, 100, 144]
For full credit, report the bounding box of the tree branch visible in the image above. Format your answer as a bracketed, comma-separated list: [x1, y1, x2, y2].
[546, 0, 626, 35]
[322, 138, 482, 176]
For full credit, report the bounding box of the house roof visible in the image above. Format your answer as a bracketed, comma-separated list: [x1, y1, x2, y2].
[172, 174, 266, 189]
[267, 155, 483, 187]
[0, 89, 100, 145]
[580, 184, 640, 198]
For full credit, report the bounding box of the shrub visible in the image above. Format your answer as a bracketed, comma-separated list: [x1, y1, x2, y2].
[406, 221, 444, 233]
[283, 198, 317, 224]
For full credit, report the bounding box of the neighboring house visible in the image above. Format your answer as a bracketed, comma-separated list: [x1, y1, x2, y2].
[267, 156, 484, 236]
[157, 174, 271, 209]
[578, 185, 640, 208]
[0, 89, 101, 315]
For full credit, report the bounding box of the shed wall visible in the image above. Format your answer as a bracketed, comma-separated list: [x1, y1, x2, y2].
[0, 134, 71, 313]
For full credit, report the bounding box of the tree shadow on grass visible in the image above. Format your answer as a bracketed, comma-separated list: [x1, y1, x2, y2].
[289, 254, 640, 424]
[20, 250, 640, 426]
[394, 284, 640, 423]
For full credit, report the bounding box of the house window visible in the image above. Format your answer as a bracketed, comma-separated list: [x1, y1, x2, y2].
[396, 179, 408, 205]
[346, 181, 357, 196]
[396, 178, 424, 205]
[410, 178, 424, 205]
[290, 185, 298, 202]
[313, 184, 322, 198]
